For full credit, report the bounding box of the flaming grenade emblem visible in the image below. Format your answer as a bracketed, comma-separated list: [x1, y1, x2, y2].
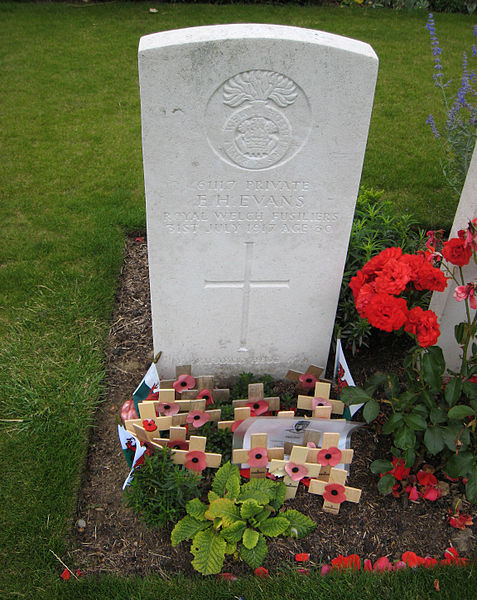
[220, 70, 298, 169]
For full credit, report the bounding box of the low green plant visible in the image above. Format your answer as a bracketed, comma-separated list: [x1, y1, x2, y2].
[124, 446, 202, 528]
[230, 372, 275, 399]
[336, 187, 425, 353]
[171, 462, 315, 575]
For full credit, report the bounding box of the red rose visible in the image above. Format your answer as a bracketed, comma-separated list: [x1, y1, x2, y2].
[361, 247, 403, 278]
[355, 283, 375, 318]
[349, 270, 366, 301]
[442, 237, 473, 267]
[413, 261, 447, 292]
[363, 294, 408, 332]
[373, 258, 411, 295]
[404, 307, 440, 347]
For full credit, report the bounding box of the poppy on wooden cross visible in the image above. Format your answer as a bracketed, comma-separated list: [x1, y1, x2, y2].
[125, 408, 173, 444]
[233, 382, 280, 415]
[170, 435, 222, 472]
[285, 364, 324, 392]
[268, 445, 322, 500]
[218, 406, 251, 431]
[148, 425, 189, 451]
[308, 467, 361, 514]
[306, 432, 354, 479]
[161, 366, 230, 403]
[232, 433, 284, 479]
[142, 388, 207, 417]
[297, 381, 344, 417]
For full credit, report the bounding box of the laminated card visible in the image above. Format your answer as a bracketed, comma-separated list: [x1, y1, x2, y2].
[139, 24, 378, 377]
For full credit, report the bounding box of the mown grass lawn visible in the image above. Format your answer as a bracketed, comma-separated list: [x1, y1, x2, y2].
[0, 3, 475, 598]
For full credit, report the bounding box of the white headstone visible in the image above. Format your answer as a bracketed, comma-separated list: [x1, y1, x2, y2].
[429, 146, 477, 371]
[139, 24, 378, 378]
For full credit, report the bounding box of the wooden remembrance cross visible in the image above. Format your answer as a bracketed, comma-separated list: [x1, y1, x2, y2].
[268, 445, 321, 500]
[233, 382, 280, 414]
[297, 381, 344, 418]
[306, 432, 354, 478]
[232, 433, 284, 478]
[161, 366, 230, 404]
[170, 435, 222, 472]
[308, 467, 361, 514]
[285, 364, 324, 391]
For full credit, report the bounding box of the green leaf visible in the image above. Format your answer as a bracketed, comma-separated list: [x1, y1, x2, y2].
[442, 423, 463, 452]
[240, 498, 262, 520]
[377, 473, 395, 495]
[191, 528, 227, 575]
[258, 516, 290, 537]
[268, 480, 287, 511]
[186, 498, 208, 521]
[419, 390, 435, 411]
[363, 399, 380, 423]
[282, 509, 316, 539]
[430, 407, 447, 424]
[212, 462, 241, 497]
[382, 413, 403, 434]
[208, 490, 219, 503]
[424, 426, 444, 455]
[422, 349, 444, 391]
[224, 541, 237, 555]
[340, 386, 373, 405]
[205, 498, 241, 527]
[220, 520, 246, 543]
[239, 533, 268, 569]
[445, 452, 475, 478]
[370, 459, 393, 474]
[445, 377, 463, 407]
[394, 426, 416, 450]
[254, 507, 273, 523]
[465, 471, 477, 503]
[242, 528, 259, 550]
[455, 322, 467, 345]
[404, 413, 427, 431]
[238, 478, 275, 504]
[403, 448, 415, 468]
[448, 405, 475, 420]
[171, 515, 209, 547]
[463, 380, 477, 399]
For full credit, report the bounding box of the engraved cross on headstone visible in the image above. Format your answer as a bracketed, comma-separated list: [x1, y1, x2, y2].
[204, 241, 289, 350]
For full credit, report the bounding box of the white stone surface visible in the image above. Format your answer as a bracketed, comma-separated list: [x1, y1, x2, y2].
[429, 146, 477, 372]
[139, 24, 378, 378]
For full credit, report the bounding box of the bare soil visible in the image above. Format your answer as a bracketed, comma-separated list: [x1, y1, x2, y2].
[72, 237, 476, 577]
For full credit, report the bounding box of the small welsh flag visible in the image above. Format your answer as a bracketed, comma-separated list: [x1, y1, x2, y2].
[118, 425, 148, 489]
[334, 338, 362, 420]
[132, 362, 160, 415]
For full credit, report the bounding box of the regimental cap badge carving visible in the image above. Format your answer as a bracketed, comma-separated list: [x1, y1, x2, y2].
[205, 69, 310, 171]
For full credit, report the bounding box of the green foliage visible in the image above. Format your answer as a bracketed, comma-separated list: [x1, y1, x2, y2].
[124, 447, 202, 528]
[336, 187, 425, 353]
[199, 421, 233, 463]
[342, 342, 477, 502]
[230, 372, 275, 400]
[171, 463, 315, 574]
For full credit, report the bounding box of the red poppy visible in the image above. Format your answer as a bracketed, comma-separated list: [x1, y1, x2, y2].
[393, 560, 407, 570]
[417, 470, 437, 487]
[311, 397, 332, 410]
[156, 401, 180, 416]
[295, 553, 310, 562]
[317, 446, 342, 466]
[331, 554, 361, 571]
[173, 374, 196, 393]
[373, 556, 393, 572]
[402, 551, 424, 568]
[321, 564, 332, 575]
[246, 400, 269, 415]
[423, 557, 438, 568]
[142, 419, 157, 432]
[167, 439, 189, 450]
[297, 568, 309, 575]
[60, 568, 71, 580]
[254, 567, 269, 578]
[363, 559, 373, 572]
[184, 450, 207, 472]
[248, 447, 268, 468]
[231, 419, 245, 432]
[421, 485, 441, 501]
[285, 462, 308, 481]
[217, 572, 238, 582]
[197, 388, 214, 406]
[323, 482, 346, 504]
[185, 410, 210, 428]
[299, 373, 317, 390]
